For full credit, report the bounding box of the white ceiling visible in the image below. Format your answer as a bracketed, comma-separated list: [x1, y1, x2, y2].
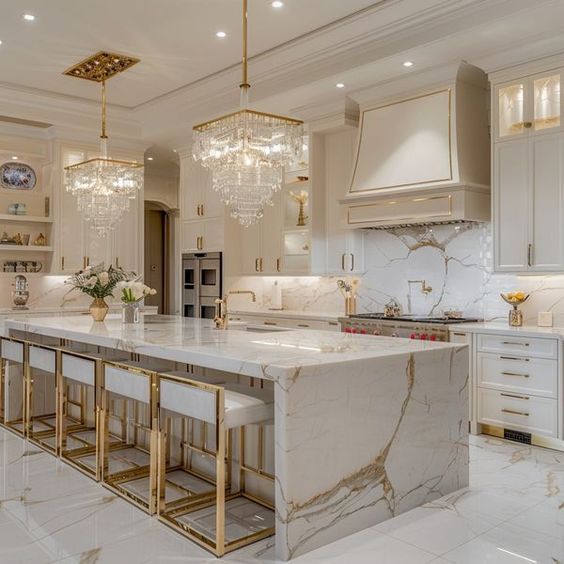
[0, 0, 378, 107]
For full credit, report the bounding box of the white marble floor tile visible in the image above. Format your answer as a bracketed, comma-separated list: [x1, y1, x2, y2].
[0, 429, 562, 564]
[441, 521, 564, 563]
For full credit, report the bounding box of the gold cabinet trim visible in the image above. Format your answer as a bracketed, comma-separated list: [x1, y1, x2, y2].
[347, 194, 452, 226]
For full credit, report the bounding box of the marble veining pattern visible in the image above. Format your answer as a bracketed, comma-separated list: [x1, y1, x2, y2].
[0, 431, 561, 563]
[4, 316, 468, 560]
[229, 223, 564, 326]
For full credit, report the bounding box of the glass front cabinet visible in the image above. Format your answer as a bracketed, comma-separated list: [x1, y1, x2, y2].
[496, 71, 561, 140]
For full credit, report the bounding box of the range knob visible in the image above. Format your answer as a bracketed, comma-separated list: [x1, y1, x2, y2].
[360, 329, 367, 335]
[344, 327, 352, 333]
[420, 334, 427, 340]
[410, 333, 417, 340]
[391, 332, 399, 338]
[429, 335, 437, 341]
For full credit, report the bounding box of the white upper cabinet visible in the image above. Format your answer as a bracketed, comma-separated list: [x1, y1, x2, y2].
[493, 62, 564, 273]
[495, 71, 561, 140]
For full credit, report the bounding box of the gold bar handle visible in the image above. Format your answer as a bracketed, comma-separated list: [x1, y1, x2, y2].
[200, 203, 204, 216]
[276, 258, 281, 272]
[255, 258, 259, 272]
[501, 371, 530, 378]
[116, 257, 119, 268]
[341, 253, 345, 271]
[502, 408, 529, 416]
[502, 341, 529, 346]
[500, 356, 529, 362]
[61, 256, 65, 270]
[259, 257, 263, 272]
[263, 321, 277, 326]
[350, 253, 354, 272]
[297, 323, 310, 328]
[500, 392, 530, 400]
[528, 243, 533, 267]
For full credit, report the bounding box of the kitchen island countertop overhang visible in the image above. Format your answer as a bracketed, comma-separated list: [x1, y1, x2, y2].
[3, 314, 470, 560]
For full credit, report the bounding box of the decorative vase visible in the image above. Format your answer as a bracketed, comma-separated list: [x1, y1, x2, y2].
[500, 293, 530, 327]
[122, 302, 140, 324]
[89, 298, 109, 322]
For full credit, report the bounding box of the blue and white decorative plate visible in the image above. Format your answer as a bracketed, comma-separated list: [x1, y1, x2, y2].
[0, 162, 36, 190]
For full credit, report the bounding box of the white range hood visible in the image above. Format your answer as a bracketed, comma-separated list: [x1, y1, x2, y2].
[342, 62, 490, 229]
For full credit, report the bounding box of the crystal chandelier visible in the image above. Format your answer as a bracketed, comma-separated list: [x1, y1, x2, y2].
[63, 52, 143, 237]
[192, 0, 303, 226]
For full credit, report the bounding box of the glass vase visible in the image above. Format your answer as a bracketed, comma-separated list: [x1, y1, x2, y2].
[122, 302, 140, 324]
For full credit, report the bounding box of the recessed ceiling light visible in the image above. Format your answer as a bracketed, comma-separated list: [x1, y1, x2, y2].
[272, 1, 284, 7]
[147, 157, 154, 161]
[11, 156, 18, 160]
[23, 14, 35, 21]
[216, 31, 227, 38]
[336, 82, 345, 89]
[0, 40, 3, 46]
[403, 61, 414, 67]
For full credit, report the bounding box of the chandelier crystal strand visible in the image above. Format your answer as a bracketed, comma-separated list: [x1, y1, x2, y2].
[192, 0, 303, 226]
[64, 65, 143, 238]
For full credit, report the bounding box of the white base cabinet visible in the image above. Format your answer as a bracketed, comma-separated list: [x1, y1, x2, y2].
[458, 327, 563, 446]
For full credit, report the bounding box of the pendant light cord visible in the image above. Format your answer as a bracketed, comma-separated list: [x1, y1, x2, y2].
[240, 0, 250, 107]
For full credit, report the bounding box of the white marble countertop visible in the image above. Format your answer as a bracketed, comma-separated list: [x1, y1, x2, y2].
[229, 309, 343, 322]
[5, 314, 461, 379]
[449, 321, 564, 339]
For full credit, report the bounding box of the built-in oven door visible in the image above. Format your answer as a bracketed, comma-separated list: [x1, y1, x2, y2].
[182, 257, 199, 318]
[199, 257, 221, 297]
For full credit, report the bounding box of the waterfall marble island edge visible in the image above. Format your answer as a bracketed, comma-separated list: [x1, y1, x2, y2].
[4, 314, 469, 560]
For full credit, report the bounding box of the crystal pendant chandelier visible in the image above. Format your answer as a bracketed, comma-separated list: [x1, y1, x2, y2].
[63, 52, 143, 237]
[192, 0, 303, 226]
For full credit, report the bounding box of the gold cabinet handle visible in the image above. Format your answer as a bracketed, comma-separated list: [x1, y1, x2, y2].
[61, 256, 65, 270]
[276, 258, 281, 272]
[116, 257, 119, 268]
[200, 203, 204, 216]
[341, 253, 345, 271]
[297, 323, 310, 328]
[502, 341, 529, 346]
[527, 243, 533, 267]
[260, 257, 263, 272]
[523, 121, 533, 129]
[501, 371, 530, 378]
[264, 321, 277, 326]
[255, 258, 259, 272]
[501, 408, 529, 416]
[500, 356, 529, 362]
[83, 256, 87, 269]
[350, 253, 355, 272]
[500, 392, 530, 400]
[87, 256, 90, 267]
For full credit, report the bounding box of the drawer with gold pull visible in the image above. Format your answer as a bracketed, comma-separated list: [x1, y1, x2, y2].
[478, 387, 557, 438]
[477, 334, 558, 359]
[477, 352, 557, 398]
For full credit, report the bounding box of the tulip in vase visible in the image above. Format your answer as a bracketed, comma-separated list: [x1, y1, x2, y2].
[117, 281, 157, 324]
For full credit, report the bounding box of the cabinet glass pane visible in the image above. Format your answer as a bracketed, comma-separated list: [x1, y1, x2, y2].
[534, 74, 560, 131]
[498, 83, 524, 137]
[283, 231, 309, 271]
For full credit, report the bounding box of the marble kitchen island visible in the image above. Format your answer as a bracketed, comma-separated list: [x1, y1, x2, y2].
[4, 314, 469, 560]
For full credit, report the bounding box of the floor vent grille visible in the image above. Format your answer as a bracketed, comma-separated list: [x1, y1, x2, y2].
[504, 428, 531, 445]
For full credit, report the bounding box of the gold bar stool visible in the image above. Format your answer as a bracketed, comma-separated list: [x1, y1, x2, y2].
[0, 338, 27, 436]
[100, 360, 167, 514]
[58, 350, 116, 479]
[157, 373, 275, 557]
[27, 344, 58, 452]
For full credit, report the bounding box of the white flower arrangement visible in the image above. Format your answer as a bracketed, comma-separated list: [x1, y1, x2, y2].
[65, 263, 130, 299]
[116, 280, 157, 303]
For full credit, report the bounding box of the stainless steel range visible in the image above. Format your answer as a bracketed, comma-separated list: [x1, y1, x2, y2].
[339, 314, 481, 342]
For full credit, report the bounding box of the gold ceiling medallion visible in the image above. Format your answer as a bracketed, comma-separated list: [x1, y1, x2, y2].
[63, 51, 140, 82]
[63, 52, 143, 238]
[192, 0, 304, 227]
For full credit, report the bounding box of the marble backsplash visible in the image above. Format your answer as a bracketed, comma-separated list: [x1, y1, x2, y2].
[228, 223, 564, 326]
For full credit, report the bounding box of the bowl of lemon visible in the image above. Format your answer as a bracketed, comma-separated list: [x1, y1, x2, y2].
[500, 291, 530, 326]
